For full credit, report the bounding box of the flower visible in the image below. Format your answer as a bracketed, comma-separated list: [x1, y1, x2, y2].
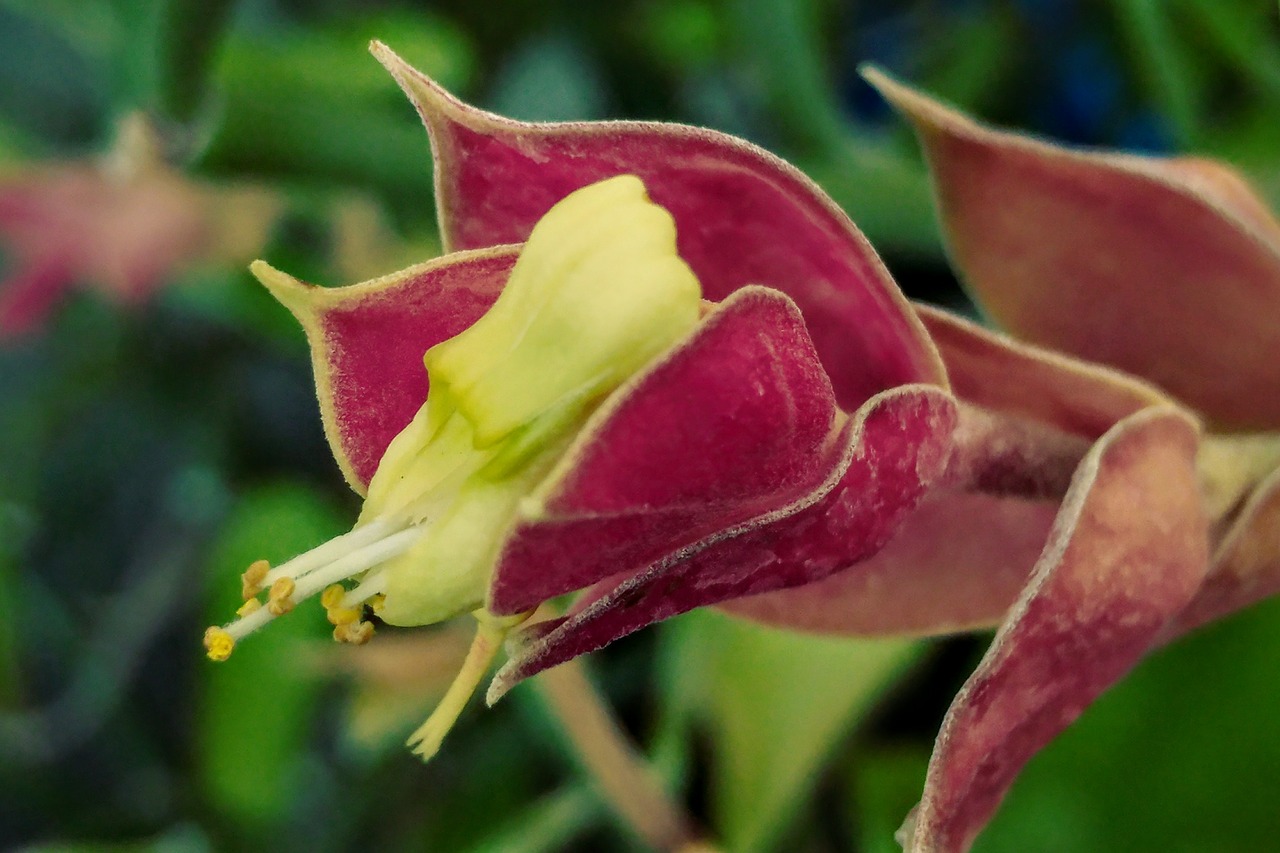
[208, 43, 1223, 850]
[0, 115, 280, 338]
[862, 69, 1280, 851]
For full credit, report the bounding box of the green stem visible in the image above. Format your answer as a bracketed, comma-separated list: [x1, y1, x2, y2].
[534, 657, 716, 851]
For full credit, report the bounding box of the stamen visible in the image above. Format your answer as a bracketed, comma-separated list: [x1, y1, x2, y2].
[289, 527, 418, 605]
[320, 584, 345, 610]
[321, 583, 362, 624]
[328, 606, 362, 626]
[203, 626, 235, 662]
[262, 519, 395, 586]
[334, 621, 375, 645]
[236, 598, 262, 618]
[214, 526, 421, 646]
[340, 570, 387, 610]
[267, 577, 296, 616]
[241, 559, 269, 599]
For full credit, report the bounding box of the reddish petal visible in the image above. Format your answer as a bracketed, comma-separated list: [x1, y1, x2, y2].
[722, 494, 1057, 636]
[371, 42, 946, 410]
[726, 306, 1173, 637]
[489, 286, 843, 615]
[916, 305, 1168, 440]
[901, 408, 1207, 853]
[488, 384, 958, 701]
[867, 68, 1280, 429]
[256, 247, 518, 492]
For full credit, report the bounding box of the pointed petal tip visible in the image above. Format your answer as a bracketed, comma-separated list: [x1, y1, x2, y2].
[368, 38, 459, 118]
[860, 68, 970, 138]
[484, 668, 514, 706]
[855, 63, 892, 89]
[249, 259, 314, 318]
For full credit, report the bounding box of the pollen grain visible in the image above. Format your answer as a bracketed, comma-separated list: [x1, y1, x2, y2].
[203, 626, 235, 662]
[267, 576, 296, 616]
[241, 559, 270, 599]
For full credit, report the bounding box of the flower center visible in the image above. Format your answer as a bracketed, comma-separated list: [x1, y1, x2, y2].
[203, 174, 703, 757]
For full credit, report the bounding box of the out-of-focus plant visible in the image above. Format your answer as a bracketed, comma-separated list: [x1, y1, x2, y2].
[0, 114, 280, 338]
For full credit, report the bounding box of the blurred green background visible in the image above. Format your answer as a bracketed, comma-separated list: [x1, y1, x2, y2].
[1, 1, 1278, 851]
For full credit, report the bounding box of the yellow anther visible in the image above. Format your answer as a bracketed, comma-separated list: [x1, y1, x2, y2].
[333, 621, 375, 645]
[203, 626, 235, 662]
[368, 594, 386, 613]
[241, 559, 270, 600]
[267, 576, 296, 616]
[321, 584, 346, 610]
[236, 598, 262, 618]
[327, 607, 362, 626]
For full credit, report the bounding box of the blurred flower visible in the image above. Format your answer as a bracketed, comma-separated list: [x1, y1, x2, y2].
[208, 43, 1228, 851]
[0, 114, 280, 337]
[865, 69, 1280, 852]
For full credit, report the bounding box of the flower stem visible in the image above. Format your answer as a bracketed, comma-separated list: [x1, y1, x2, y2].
[534, 657, 717, 852]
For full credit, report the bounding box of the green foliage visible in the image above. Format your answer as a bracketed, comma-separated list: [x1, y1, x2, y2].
[196, 483, 347, 828]
[668, 610, 919, 852]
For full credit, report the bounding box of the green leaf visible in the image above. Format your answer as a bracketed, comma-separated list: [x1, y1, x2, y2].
[669, 609, 920, 853]
[196, 482, 348, 827]
[1110, 0, 1204, 146]
[724, 0, 846, 156]
[847, 746, 931, 853]
[972, 596, 1280, 852]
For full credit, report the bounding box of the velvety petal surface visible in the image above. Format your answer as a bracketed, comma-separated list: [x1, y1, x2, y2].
[900, 407, 1208, 853]
[488, 384, 958, 702]
[489, 286, 843, 615]
[371, 42, 946, 411]
[255, 247, 518, 491]
[866, 68, 1280, 429]
[724, 306, 1170, 636]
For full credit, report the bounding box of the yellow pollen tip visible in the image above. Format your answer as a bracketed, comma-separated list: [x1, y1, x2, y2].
[203, 627, 235, 662]
[334, 621, 375, 645]
[321, 584, 346, 610]
[241, 559, 270, 599]
[267, 576, 296, 616]
[327, 607, 362, 626]
[236, 598, 262, 618]
[368, 594, 386, 613]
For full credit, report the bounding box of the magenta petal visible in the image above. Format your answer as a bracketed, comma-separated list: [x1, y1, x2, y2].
[901, 408, 1208, 853]
[488, 384, 958, 701]
[371, 42, 946, 410]
[726, 306, 1172, 638]
[489, 286, 842, 615]
[259, 247, 518, 491]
